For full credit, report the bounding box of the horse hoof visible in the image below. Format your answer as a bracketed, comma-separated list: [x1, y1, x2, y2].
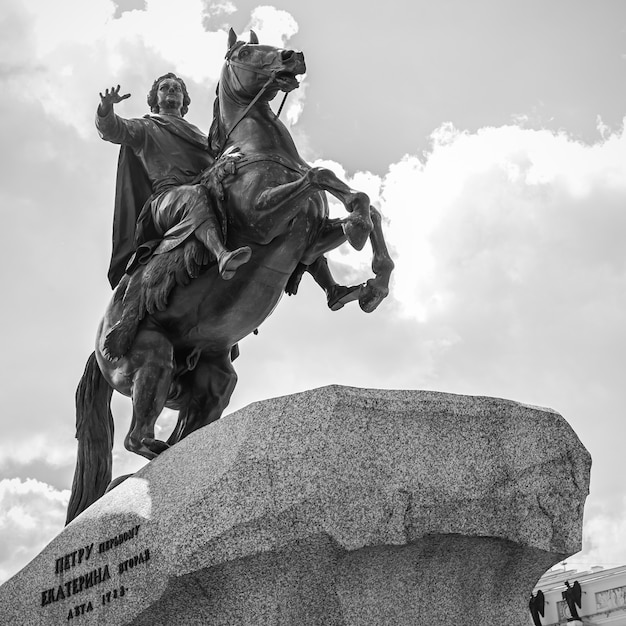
[358, 280, 389, 313]
[343, 215, 372, 251]
[141, 437, 170, 456]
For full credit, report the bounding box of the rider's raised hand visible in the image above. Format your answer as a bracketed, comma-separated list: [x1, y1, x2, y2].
[98, 85, 131, 116]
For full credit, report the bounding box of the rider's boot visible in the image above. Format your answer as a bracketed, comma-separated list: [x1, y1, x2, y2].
[217, 247, 252, 280]
[307, 256, 362, 311]
[195, 218, 251, 281]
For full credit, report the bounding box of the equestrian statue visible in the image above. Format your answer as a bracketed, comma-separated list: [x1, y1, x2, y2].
[66, 28, 394, 524]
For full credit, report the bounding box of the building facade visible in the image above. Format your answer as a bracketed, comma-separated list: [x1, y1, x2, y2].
[530, 564, 626, 625]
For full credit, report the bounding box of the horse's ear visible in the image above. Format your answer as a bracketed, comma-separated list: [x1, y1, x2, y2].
[228, 28, 237, 50]
[249, 29, 259, 44]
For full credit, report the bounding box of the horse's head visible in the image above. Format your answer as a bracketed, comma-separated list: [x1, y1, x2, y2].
[208, 28, 306, 155]
[223, 28, 306, 102]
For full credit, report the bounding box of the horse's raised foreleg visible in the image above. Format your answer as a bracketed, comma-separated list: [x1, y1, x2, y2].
[250, 168, 372, 249]
[166, 349, 237, 446]
[307, 168, 374, 251]
[249, 173, 324, 244]
[119, 329, 175, 460]
[358, 206, 394, 313]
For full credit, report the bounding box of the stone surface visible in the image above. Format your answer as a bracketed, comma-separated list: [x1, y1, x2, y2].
[0, 386, 591, 625]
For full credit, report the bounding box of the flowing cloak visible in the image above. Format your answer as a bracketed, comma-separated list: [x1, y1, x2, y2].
[109, 144, 152, 288]
[97, 112, 214, 288]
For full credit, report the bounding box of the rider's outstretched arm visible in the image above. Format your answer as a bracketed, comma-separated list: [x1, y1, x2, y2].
[96, 85, 144, 148]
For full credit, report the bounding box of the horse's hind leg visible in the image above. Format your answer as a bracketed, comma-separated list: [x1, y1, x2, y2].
[121, 329, 175, 460]
[167, 350, 237, 446]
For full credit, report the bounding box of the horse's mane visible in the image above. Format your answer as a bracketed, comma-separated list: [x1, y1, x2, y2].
[207, 44, 251, 158]
[207, 85, 223, 158]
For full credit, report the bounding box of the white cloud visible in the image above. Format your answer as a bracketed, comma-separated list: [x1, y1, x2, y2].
[0, 478, 69, 584]
[378, 121, 626, 325]
[115, 0, 226, 82]
[0, 436, 75, 469]
[247, 5, 299, 47]
[283, 78, 307, 126]
[574, 498, 626, 568]
[208, 1, 236, 15]
[3, 0, 300, 136]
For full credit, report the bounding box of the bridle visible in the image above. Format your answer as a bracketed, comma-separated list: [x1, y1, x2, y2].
[219, 44, 290, 150]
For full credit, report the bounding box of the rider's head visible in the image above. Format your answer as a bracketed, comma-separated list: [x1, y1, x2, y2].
[147, 73, 191, 117]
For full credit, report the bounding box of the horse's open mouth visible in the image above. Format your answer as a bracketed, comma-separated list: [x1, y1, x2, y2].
[275, 71, 301, 92]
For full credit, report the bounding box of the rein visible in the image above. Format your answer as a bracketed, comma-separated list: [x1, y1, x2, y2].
[218, 53, 289, 155]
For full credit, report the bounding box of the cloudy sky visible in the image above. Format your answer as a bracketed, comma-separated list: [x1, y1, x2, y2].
[1, 0, 625, 583]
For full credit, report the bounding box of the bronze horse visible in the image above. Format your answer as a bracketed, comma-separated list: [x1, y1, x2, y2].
[67, 29, 393, 523]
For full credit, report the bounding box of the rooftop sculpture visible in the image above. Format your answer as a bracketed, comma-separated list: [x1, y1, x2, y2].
[562, 580, 582, 621]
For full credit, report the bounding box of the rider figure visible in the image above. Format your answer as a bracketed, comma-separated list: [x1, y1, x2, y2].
[96, 73, 251, 288]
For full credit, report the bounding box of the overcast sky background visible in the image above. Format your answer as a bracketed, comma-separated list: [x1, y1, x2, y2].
[1, 0, 625, 583]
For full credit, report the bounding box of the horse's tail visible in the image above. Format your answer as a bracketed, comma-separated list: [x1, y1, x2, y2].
[66, 352, 114, 525]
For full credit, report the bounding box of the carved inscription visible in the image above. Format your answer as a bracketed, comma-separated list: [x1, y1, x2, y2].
[55, 545, 95, 574]
[118, 549, 150, 575]
[39, 524, 149, 621]
[66, 601, 94, 620]
[101, 585, 126, 606]
[98, 524, 141, 554]
[41, 566, 111, 606]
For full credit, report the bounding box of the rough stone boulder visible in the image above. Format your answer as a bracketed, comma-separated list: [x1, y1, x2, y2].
[0, 386, 591, 625]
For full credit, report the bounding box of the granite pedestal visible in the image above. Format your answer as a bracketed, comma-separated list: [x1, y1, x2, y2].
[0, 386, 591, 625]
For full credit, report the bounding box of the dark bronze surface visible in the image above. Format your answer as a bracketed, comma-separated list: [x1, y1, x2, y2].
[67, 29, 394, 523]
